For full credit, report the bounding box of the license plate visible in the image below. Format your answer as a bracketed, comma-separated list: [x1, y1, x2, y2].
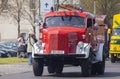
[51, 50, 64, 54]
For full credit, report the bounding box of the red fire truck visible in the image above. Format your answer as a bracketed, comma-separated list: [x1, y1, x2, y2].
[32, 7, 106, 77]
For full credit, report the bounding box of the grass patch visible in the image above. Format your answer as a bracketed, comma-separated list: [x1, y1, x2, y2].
[0, 57, 28, 64]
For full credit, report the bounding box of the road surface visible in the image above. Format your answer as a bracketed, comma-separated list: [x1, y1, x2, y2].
[0, 61, 120, 79]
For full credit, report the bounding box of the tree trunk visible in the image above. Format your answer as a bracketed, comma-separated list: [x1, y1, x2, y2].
[33, 26, 36, 34]
[33, 3, 36, 34]
[18, 21, 20, 37]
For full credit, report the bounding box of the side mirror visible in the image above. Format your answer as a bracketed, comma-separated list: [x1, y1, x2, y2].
[93, 23, 98, 30]
[42, 23, 47, 28]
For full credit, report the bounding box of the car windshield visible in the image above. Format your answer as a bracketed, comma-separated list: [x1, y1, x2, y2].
[113, 28, 120, 36]
[44, 16, 85, 28]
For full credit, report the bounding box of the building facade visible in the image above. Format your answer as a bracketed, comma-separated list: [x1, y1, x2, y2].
[0, 0, 36, 41]
[0, 13, 30, 41]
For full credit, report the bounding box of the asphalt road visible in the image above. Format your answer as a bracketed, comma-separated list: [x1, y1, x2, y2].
[0, 61, 120, 79]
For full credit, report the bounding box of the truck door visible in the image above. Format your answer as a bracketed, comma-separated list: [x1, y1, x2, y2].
[86, 18, 98, 51]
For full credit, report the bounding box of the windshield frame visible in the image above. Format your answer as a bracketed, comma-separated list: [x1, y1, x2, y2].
[43, 16, 85, 28]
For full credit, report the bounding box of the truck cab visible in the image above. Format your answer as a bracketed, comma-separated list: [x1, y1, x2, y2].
[110, 14, 120, 63]
[32, 9, 105, 77]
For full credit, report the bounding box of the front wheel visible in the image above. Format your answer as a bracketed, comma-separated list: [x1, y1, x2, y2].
[55, 62, 64, 74]
[48, 61, 56, 73]
[96, 61, 105, 75]
[111, 55, 116, 63]
[81, 58, 92, 77]
[91, 63, 97, 75]
[32, 58, 44, 76]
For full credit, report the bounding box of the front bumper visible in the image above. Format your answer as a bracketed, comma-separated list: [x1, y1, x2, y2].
[110, 53, 120, 58]
[34, 54, 86, 59]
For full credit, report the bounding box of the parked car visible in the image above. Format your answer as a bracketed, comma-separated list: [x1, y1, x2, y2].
[0, 41, 18, 51]
[1, 48, 16, 57]
[0, 41, 18, 57]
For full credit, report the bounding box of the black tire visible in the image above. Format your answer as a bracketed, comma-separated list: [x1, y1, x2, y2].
[96, 61, 105, 75]
[55, 62, 64, 74]
[92, 60, 105, 75]
[91, 63, 97, 75]
[47, 61, 56, 73]
[111, 55, 116, 63]
[48, 65, 55, 73]
[0, 53, 2, 57]
[32, 58, 44, 76]
[81, 58, 92, 77]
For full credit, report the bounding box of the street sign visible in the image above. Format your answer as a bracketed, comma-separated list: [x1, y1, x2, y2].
[40, 0, 54, 16]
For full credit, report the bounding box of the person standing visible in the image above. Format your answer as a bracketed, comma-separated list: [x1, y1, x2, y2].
[27, 33, 37, 65]
[17, 33, 26, 58]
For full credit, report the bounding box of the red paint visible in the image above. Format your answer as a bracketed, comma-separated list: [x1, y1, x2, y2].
[44, 11, 87, 19]
[42, 27, 86, 54]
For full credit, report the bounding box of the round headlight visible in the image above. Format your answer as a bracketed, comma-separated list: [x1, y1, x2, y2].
[78, 42, 84, 48]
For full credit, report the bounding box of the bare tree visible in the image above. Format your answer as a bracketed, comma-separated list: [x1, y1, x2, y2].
[80, 0, 94, 13]
[8, 0, 25, 37]
[1, 0, 8, 12]
[80, 0, 120, 28]
[23, 0, 39, 34]
[96, 0, 120, 28]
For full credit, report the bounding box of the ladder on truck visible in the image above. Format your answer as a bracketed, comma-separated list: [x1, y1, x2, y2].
[58, 4, 79, 11]
[55, 0, 80, 11]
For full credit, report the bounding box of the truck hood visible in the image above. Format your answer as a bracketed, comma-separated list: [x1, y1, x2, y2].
[43, 26, 86, 34]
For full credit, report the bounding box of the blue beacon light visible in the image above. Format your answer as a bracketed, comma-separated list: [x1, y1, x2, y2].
[50, 7, 54, 12]
[79, 6, 83, 12]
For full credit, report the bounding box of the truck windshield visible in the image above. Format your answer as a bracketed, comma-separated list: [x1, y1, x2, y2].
[44, 16, 85, 28]
[113, 28, 120, 35]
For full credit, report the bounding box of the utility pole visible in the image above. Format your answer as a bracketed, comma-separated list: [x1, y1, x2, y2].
[54, 0, 59, 11]
[93, 0, 96, 15]
[39, 0, 42, 41]
[56, 0, 59, 11]
[39, 0, 40, 16]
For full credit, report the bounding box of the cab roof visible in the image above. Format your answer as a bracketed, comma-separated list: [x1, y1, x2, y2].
[44, 11, 95, 19]
[113, 14, 120, 28]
